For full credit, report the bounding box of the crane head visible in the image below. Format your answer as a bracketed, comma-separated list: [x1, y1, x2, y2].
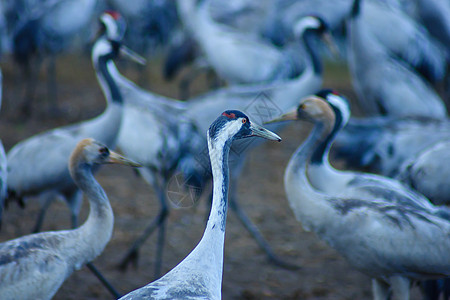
[208, 110, 281, 146]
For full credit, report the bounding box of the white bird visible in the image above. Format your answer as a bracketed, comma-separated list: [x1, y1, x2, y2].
[6, 11, 141, 232]
[119, 110, 281, 300]
[0, 138, 140, 300]
[116, 14, 334, 271]
[346, 0, 447, 119]
[270, 92, 450, 300]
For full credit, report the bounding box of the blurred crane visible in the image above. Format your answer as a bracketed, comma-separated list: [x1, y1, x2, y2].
[176, 0, 303, 85]
[361, 0, 447, 84]
[272, 93, 450, 300]
[396, 140, 450, 207]
[0, 138, 140, 299]
[3, 11, 145, 297]
[11, 0, 98, 115]
[119, 111, 280, 300]
[346, 0, 447, 119]
[110, 56, 203, 279]
[6, 11, 133, 232]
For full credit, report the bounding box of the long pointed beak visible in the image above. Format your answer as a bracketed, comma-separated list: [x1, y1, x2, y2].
[107, 151, 142, 167]
[322, 32, 340, 58]
[264, 108, 298, 124]
[250, 123, 282, 142]
[120, 46, 147, 65]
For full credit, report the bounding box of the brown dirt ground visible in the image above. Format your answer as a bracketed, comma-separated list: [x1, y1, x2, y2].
[0, 54, 424, 299]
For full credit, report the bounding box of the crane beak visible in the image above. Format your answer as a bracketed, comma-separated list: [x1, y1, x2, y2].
[120, 46, 147, 65]
[107, 151, 142, 167]
[249, 123, 282, 142]
[264, 108, 298, 124]
[322, 32, 340, 58]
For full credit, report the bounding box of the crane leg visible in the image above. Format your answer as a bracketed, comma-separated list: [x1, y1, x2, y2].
[46, 56, 59, 116]
[118, 188, 169, 277]
[86, 262, 121, 299]
[154, 187, 168, 279]
[228, 195, 300, 270]
[372, 278, 390, 300]
[32, 193, 55, 233]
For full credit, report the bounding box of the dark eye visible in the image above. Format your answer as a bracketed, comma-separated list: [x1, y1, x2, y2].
[242, 119, 247, 124]
[99, 147, 109, 156]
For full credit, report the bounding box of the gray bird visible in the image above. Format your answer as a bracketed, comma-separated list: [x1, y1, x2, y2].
[272, 93, 450, 300]
[346, 0, 447, 118]
[0, 138, 140, 300]
[119, 111, 280, 300]
[117, 14, 335, 272]
[6, 11, 141, 232]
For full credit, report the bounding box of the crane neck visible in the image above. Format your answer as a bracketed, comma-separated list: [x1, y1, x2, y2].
[178, 133, 231, 288]
[93, 42, 123, 105]
[205, 135, 231, 234]
[290, 122, 332, 178]
[68, 162, 114, 265]
[310, 109, 344, 165]
[302, 30, 323, 75]
[284, 122, 334, 231]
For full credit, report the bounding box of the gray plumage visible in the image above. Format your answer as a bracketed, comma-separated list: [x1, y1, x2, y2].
[396, 140, 450, 206]
[332, 116, 450, 180]
[119, 111, 280, 300]
[116, 14, 332, 272]
[6, 13, 126, 230]
[0, 138, 140, 300]
[346, 0, 447, 118]
[278, 93, 450, 300]
[177, 0, 303, 85]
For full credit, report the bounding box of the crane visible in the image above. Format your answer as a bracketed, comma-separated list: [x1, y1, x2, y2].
[5, 11, 144, 297]
[346, 0, 447, 119]
[6, 11, 143, 232]
[119, 110, 281, 300]
[0, 138, 140, 299]
[11, 0, 98, 115]
[116, 15, 335, 273]
[269, 93, 450, 300]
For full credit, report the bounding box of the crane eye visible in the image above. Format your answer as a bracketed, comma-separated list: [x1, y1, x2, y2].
[99, 147, 109, 156]
[242, 119, 247, 124]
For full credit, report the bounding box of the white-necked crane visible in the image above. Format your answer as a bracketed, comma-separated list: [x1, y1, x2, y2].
[0, 138, 140, 300]
[119, 110, 281, 300]
[269, 92, 450, 300]
[116, 15, 335, 273]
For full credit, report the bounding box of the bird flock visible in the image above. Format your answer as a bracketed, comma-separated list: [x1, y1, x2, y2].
[0, 0, 448, 299]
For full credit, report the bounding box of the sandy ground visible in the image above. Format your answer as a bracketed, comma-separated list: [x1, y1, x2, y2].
[0, 54, 425, 299]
